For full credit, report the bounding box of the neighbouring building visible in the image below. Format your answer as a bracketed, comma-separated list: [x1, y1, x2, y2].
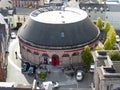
[11, 0, 45, 8]
[0, 0, 13, 9]
[79, 3, 120, 30]
[0, 82, 33, 90]
[13, 8, 35, 29]
[0, 13, 9, 81]
[18, 7, 100, 66]
[92, 50, 120, 90]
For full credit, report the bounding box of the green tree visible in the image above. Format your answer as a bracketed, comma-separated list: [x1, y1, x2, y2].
[95, 45, 103, 50]
[96, 17, 103, 30]
[107, 26, 116, 45]
[108, 50, 120, 61]
[103, 21, 110, 35]
[104, 38, 112, 50]
[81, 45, 93, 71]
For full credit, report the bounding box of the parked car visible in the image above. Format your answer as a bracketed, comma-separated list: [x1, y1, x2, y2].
[11, 32, 16, 39]
[28, 65, 36, 75]
[21, 62, 30, 72]
[41, 81, 59, 89]
[89, 64, 95, 73]
[116, 35, 120, 43]
[76, 70, 84, 81]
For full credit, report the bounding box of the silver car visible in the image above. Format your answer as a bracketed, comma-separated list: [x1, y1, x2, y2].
[76, 70, 84, 81]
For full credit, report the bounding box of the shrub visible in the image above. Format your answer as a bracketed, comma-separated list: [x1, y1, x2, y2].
[38, 71, 47, 79]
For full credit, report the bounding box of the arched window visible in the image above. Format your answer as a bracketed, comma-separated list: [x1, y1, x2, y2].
[72, 52, 79, 56]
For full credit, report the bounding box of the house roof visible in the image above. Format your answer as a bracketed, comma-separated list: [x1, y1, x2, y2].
[79, 3, 120, 12]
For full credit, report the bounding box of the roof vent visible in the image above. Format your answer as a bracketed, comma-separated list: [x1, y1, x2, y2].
[59, 12, 62, 14]
[62, 21, 65, 24]
[61, 16, 64, 18]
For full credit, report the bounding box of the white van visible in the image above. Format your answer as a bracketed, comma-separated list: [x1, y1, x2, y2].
[41, 81, 59, 90]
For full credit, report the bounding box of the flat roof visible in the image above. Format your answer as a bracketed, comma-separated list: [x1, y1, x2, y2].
[30, 8, 87, 24]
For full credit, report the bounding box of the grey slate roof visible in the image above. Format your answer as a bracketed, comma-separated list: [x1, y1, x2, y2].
[18, 16, 99, 50]
[16, 8, 36, 15]
[18, 7, 100, 50]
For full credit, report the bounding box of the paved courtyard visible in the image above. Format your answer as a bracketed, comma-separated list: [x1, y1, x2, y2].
[6, 37, 93, 89]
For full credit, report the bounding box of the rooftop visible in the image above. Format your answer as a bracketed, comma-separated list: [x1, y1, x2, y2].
[30, 8, 87, 24]
[93, 50, 120, 79]
[79, 3, 120, 12]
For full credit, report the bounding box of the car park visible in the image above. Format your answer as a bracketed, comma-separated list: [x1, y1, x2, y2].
[21, 62, 30, 72]
[76, 70, 84, 81]
[11, 32, 16, 39]
[28, 65, 36, 75]
[89, 64, 95, 73]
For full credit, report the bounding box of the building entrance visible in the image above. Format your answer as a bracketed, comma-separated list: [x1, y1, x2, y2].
[52, 55, 59, 66]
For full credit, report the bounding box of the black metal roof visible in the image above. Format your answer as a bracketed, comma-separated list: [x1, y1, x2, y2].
[18, 9, 99, 50]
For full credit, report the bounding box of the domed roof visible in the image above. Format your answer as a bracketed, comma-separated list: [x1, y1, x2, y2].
[18, 7, 100, 50]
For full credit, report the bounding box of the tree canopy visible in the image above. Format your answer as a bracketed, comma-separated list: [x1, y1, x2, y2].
[81, 45, 93, 71]
[103, 21, 110, 35]
[96, 17, 103, 30]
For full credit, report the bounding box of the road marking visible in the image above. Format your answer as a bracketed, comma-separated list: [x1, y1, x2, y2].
[8, 54, 21, 72]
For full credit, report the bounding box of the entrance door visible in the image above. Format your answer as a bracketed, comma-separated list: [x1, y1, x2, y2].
[52, 55, 59, 66]
[16, 22, 22, 29]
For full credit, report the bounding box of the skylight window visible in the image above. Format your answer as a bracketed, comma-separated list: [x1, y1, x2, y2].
[61, 32, 64, 37]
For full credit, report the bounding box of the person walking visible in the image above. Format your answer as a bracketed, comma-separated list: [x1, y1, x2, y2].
[15, 51, 18, 59]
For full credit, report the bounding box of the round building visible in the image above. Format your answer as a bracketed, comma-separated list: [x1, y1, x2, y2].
[18, 7, 100, 66]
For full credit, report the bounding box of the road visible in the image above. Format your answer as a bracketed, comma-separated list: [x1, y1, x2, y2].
[6, 38, 34, 85]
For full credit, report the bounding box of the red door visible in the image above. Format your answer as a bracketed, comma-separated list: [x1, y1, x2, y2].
[52, 56, 59, 66]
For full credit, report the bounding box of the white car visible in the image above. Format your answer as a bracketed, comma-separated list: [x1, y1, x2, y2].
[11, 32, 16, 39]
[116, 35, 120, 43]
[90, 64, 95, 73]
[76, 70, 84, 81]
[41, 81, 59, 89]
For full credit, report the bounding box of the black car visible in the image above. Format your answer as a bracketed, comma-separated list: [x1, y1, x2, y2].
[21, 62, 30, 72]
[28, 65, 36, 75]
